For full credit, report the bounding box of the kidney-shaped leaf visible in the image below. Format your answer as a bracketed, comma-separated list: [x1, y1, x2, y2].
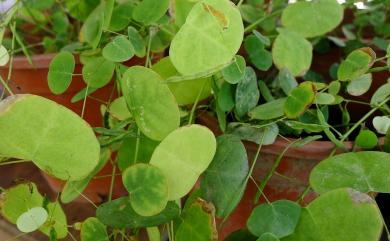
[121, 66, 180, 141]
[132, 0, 169, 25]
[284, 82, 316, 119]
[81, 218, 109, 241]
[48, 52, 75, 95]
[0, 95, 100, 180]
[337, 48, 375, 81]
[282, 188, 382, 241]
[272, 29, 312, 76]
[150, 125, 216, 200]
[102, 36, 134, 62]
[122, 163, 169, 216]
[310, 151, 390, 194]
[16, 207, 48, 233]
[96, 197, 180, 229]
[247, 200, 301, 238]
[200, 135, 248, 218]
[175, 199, 217, 241]
[281, 0, 343, 38]
[170, 0, 244, 75]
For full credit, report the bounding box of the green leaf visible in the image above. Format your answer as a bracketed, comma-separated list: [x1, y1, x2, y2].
[226, 123, 279, 145]
[169, 0, 244, 75]
[132, 0, 169, 25]
[0, 183, 68, 238]
[48, 52, 75, 95]
[328, 81, 341, 95]
[310, 151, 390, 194]
[117, 135, 159, 171]
[247, 200, 301, 238]
[174, 0, 197, 27]
[81, 218, 109, 241]
[276, 68, 298, 96]
[96, 197, 180, 228]
[121, 66, 180, 141]
[16, 207, 48, 233]
[387, 44, 390, 68]
[235, 67, 260, 117]
[200, 135, 248, 218]
[0, 95, 100, 180]
[337, 48, 376, 81]
[71, 87, 98, 103]
[258, 233, 280, 241]
[150, 125, 216, 200]
[224, 230, 258, 241]
[221, 55, 246, 84]
[82, 57, 115, 88]
[108, 97, 132, 121]
[284, 82, 316, 119]
[373, 116, 390, 134]
[65, 0, 99, 21]
[103, 0, 115, 30]
[249, 98, 286, 120]
[122, 164, 169, 216]
[371, 82, 390, 105]
[109, 2, 135, 31]
[80, 2, 105, 49]
[285, 121, 325, 133]
[346, 73, 372, 96]
[218, 82, 235, 112]
[128, 26, 146, 58]
[175, 199, 217, 241]
[314, 93, 335, 105]
[61, 149, 111, 203]
[0, 45, 9, 66]
[281, 0, 343, 38]
[152, 57, 212, 106]
[272, 29, 313, 76]
[244, 35, 272, 71]
[317, 109, 344, 148]
[282, 188, 382, 241]
[355, 130, 378, 149]
[147, 227, 161, 241]
[102, 36, 134, 62]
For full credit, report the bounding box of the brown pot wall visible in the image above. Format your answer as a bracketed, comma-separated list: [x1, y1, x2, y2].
[196, 112, 355, 240]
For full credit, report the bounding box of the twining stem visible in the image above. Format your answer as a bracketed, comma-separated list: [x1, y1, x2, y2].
[244, 9, 283, 34]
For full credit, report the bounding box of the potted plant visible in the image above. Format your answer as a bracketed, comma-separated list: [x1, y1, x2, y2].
[0, 0, 390, 241]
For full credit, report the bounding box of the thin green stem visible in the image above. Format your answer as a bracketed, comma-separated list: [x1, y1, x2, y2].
[368, 66, 390, 73]
[188, 79, 208, 125]
[249, 175, 270, 204]
[108, 161, 117, 202]
[244, 9, 283, 34]
[133, 128, 141, 164]
[0, 159, 29, 166]
[81, 85, 89, 118]
[145, 28, 153, 68]
[237, 0, 244, 7]
[296, 185, 311, 204]
[0, 75, 14, 96]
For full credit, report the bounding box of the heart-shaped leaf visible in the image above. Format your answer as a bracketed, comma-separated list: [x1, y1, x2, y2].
[282, 188, 382, 241]
[152, 57, 212, 106]
[284, 82, 316, 119]
[235, 67, 260, 117]
[82, 57, 115, 88]
[96, 197, 180, 228]
[81, 218, 109, 241]
[102, 36, 134, 62]
[121, 66, 180, 141]
[346, 73, 372, 96]
[175, 199, 217, 241]
[170, 0, 244, 75]
[310, 151, 390, 194]
[373, 116, 390, 134]
[200, 135, 249, 218]
[16, 207, 48, 233]
[132, 0, 169, 25]
[221, 55, 246, 84]
[48, 51, 75, 95]
[122, 164, 169, 216]
[272, 29, 312, 76]
[0, 183, 68, 238]
[247, 200, 301, 238]
[281, 0, 343, 38]
[150, 125, 216, 200]
[0, 95, 100, 180]
[338, 48, 376, 81]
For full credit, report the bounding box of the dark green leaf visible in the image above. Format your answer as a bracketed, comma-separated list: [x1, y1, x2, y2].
[221, 55, 246, 84]
[235, 67, 260, 117]
[355, 130, 378, 149]
[81, 218, 108, 241]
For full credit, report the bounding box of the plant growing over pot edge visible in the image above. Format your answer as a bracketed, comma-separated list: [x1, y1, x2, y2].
[1, 0, 390, 241]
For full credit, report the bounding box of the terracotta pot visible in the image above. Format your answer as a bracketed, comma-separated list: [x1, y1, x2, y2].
[0, 53, 146, 203]
[196, 112, 356, 240]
